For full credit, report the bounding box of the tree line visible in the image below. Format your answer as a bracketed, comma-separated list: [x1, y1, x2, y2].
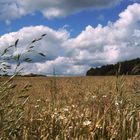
[86, 58, 140, 76]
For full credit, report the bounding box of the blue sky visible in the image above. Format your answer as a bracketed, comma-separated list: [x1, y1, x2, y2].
[0, 0, 137, 36]
[0, 0, 140, 75]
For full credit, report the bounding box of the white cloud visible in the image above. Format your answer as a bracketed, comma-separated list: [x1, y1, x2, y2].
[0, 0, 121, 22]
[0, 25, 69, 61]
[0, 3, 140, 75]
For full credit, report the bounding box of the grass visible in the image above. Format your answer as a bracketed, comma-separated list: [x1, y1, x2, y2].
[1, 34, 139, 139]
[0, 75, 140, 140]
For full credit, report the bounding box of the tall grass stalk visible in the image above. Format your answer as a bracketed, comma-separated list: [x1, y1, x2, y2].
[0, 37, 140, 139]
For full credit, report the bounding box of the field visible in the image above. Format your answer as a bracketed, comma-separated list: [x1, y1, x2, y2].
[0, 76, 140, 139]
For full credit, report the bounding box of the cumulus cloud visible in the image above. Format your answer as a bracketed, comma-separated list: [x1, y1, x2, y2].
[0, 26, 69, 61]
[0, 0, 121, 22]
[0, 3, 140, 75]
[65, 3, 140, 65]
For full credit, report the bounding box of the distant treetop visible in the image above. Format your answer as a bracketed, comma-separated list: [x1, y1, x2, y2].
[86, 58, 140, 76]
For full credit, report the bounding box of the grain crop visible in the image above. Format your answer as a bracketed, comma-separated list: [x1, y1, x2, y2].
[0, 75, 140, 140]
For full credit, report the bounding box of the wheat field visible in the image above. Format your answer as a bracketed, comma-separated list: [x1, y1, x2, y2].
[0, 76, 140, 140]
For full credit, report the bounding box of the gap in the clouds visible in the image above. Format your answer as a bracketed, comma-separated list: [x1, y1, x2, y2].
[0, 0, 139, 39]
[0, 10, 115, 38]
[0, 22, 8, 36]
[0, 0, 136, 38]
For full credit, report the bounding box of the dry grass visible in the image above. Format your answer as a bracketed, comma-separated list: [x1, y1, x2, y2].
[0, 75, 140, 140]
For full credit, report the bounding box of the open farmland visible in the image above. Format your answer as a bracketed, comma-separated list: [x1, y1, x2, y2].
[0, 76, 140, 139]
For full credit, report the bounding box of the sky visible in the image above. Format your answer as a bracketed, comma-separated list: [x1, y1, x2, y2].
[0, 0, 140, 76]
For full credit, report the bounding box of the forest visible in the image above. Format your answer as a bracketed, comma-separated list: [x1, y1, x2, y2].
[86, 58, 140, 76]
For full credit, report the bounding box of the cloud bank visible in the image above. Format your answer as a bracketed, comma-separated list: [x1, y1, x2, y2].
[0, 3, 140, 75]
[0, 0, 121, 22]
